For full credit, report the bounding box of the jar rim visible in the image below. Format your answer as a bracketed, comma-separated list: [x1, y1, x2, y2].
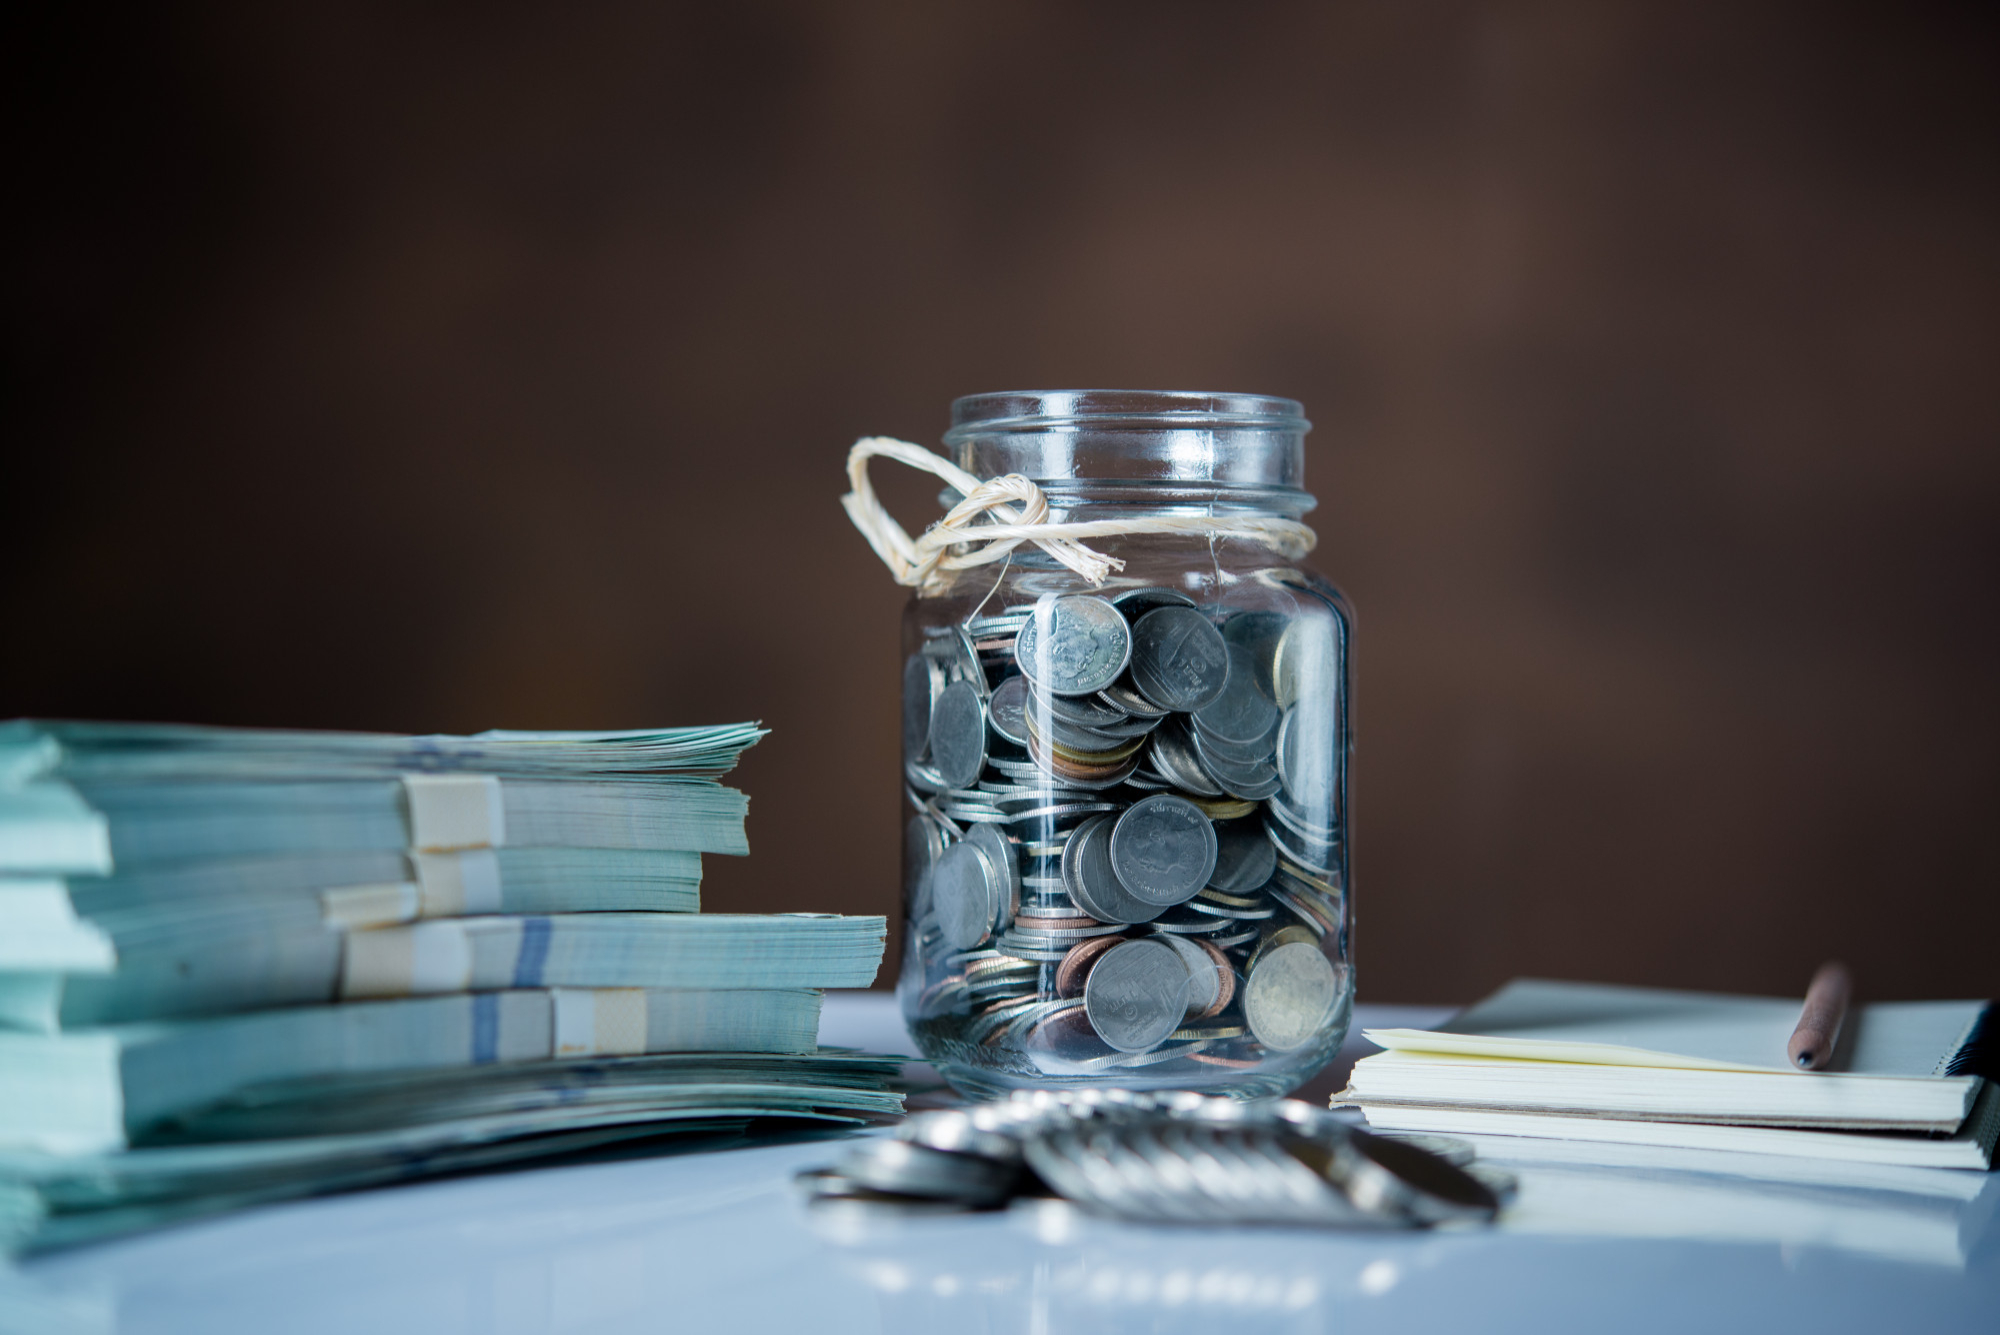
[946, 389, 1309, 437]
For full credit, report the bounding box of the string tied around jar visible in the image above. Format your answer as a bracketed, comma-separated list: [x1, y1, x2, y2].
[842, 437, 1318, 593]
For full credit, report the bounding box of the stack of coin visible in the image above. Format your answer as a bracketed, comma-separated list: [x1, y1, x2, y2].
[901, 587, 1350, 1083]
[799, 1092, 1506, 1228]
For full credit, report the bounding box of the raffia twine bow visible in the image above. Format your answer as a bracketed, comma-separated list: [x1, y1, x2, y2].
[842, 437, 1317, 593]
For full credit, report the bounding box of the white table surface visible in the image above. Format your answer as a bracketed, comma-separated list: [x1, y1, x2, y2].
[3, 994, 1994, 1335]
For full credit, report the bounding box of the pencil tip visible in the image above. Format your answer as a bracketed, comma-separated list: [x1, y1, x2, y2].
[1795, 1051, 1813, 1068]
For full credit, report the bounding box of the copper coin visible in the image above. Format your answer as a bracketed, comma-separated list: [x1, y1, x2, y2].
[1053, 934, 1124, 998]
[1025, 1002, 1112, 1060]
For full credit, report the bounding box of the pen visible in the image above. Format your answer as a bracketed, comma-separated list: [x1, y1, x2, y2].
[1787, 961, 1852, 1070]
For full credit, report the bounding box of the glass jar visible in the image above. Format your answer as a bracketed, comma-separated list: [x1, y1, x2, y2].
[897, 390, 1352, 1098]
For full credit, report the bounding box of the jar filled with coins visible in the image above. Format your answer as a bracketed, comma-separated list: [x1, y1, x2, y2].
[889, 390, 1351, 1098]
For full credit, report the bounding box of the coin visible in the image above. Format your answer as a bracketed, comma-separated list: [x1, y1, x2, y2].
[1015, 594, 1132, 697]
[1083, 937, 1190, 1052]
[1099, 679, 1170, 719]
[1221, 610, 1288, 699]
[987, 675, 1030, 745]
[963, 821, 1019, 925]
[903, 654, 945, 762]
[1188, 718, 1279, 767]
[1054, 933, 1124, 997]
[1108, 794, 1218, 907]
[1208, 819, 1278, 893]
[928, 679, 988, 789]
[1182, 896, 1274, 921]
[1128, 607, 1230, 712]
[1145, 717, 1225, 797]
[1193, 643, 1281, 745]
[1062, 813, 1166, 925]
[1029, 682, 1130, 729]
[1267, 881, 1337, 936]
[905, 812, 946, 912]
[1265, 816, 1337, 879]
[1190, 734, 1283, 801]
[1025, 1002, 1112, 1062]
[1024, 729, 1143, 790]
[931, 840, 999, 951]
[836, 1138, 1019, 1206]
[926, 624, 989, 699]
[1243, 940, 1340, 1051]
[1023, 708, 1146, 759]
[1152, 931, 1220, 1017]
[1110, 586, 1196, 619]
[1271, 611, 1339, 711]
[1192, 937, 1236, 1016]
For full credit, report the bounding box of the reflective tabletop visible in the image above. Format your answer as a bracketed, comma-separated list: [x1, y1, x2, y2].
[4, 995, 1995, 1335]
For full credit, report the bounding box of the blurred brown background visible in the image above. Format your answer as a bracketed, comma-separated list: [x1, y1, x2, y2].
[7, 3, 1996, 1003]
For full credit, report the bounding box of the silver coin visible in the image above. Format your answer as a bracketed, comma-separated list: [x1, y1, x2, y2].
[1193, 643, 1281, 745]
[1189, 732, 1282, 801]
[963, 821, 1019, 929]
[1014, 594, 1132, 697]
[897, 1109, 1026, 1164]
[925, 624, 989, 698]
[1100, 679, 1170, 719]
[931, 840, 999, 951]
[1275, 699, 1337, 810]
[987, 756, 1044, 781]
[905, 813, 947, 915]
[1220, 610, 1288, 700]
[1145, 719, 1225, 797]
[1110, 587, 1196, 619]
[987, 675, 1030, 745]
[904, 758, 947, 794]
[1109, 794, 1219, 908]
[1027, 709, 1141, 755]
[1149, 920, 1261, 948]
[903, 654, 946, 763]
[1028, 681, 1130, 729]
[836, 1137, 1019, 1205]
[1267, 883, 1336, 936]
[1182, 896, 1276, 921]
[928, 680, 988, 790]
[1272, 611, 1340, 711]
[1128, 607, 1230, 713]
[1064, 812, 1167, 925]
[1208, 820, 1278, 893]
[1152, 931, 1220, 1018]
[1189, 716, 1279, 766]
[1082, 938, 1190, 1053]
[1243, 940, 1340, 1051]
[1266, 830, 1337, 882]
[1081, 714, 1162, 741]
[1265, 790, 1339, 845]
[1001, 800, 1120, 825]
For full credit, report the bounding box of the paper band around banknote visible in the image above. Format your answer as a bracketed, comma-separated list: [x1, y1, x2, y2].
[842, 437, 1318, 591]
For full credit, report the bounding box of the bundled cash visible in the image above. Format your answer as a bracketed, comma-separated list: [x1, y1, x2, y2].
[0, 720, 897, 1251]
[2, 1049, 904, 1253]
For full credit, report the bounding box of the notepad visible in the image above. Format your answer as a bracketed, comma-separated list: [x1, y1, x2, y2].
[1343, 979, 1991, 1134]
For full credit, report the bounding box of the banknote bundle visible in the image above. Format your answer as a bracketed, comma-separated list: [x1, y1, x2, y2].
[0, 720, 894, 1251]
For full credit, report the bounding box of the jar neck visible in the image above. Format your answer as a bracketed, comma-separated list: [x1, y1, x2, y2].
[948, 478, 1316, 522]
[943, 390, 1313, 499]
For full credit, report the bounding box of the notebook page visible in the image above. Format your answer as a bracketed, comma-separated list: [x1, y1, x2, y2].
[1364, 979, 1986, 1075]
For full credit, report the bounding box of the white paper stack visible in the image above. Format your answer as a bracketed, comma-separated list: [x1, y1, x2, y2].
[1339, 979, 1997, 1172]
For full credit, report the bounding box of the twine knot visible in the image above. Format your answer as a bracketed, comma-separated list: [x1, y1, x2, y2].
[841, 437, 1316, 593]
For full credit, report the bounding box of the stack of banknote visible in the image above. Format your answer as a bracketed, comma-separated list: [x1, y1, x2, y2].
[0, 720, 895, 1251]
